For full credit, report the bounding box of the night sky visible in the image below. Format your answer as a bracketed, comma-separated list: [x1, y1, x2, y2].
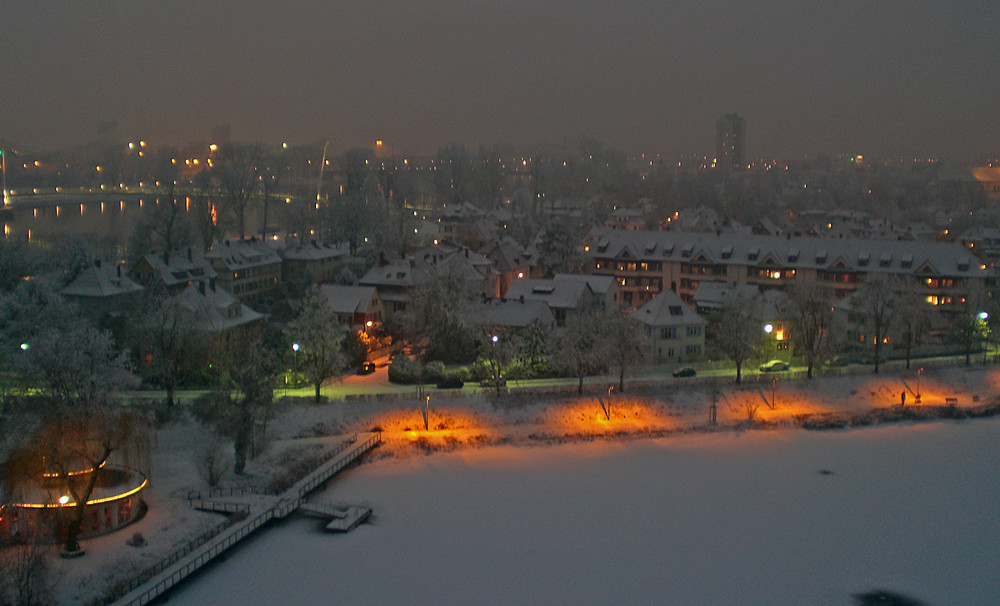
[3, 1, 997, 162]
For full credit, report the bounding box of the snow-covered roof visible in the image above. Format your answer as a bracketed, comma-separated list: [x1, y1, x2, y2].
[630, 288, 706, 327]
[205, 239, 282, 271]
[587, 229, 990, 277]
[136, 249, 217, 288]
[62, 260, 143, 298]
[552, 273, 616, 296]
[319, 285, 380, 315]
[172, 282, 263, 333]
[281, 241, 349, 262]
[505, 278, 593, 310]
[463, 298, 556, 329]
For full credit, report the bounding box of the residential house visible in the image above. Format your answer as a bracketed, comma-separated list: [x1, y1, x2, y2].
[62, 259, 144, 323]
[204, 238, 282, 301]
[130, 248, 216, 295]
[281, 241, 349, 285]
[504, 276, 599, 328]
[318, 284, 386, 333]
[461, 298, 557, 334]
[630, 288, 708, 364]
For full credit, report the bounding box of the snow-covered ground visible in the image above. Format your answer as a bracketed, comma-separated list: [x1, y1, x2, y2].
[43, 365, 1000, 604]
[167, 420, 1000, 605]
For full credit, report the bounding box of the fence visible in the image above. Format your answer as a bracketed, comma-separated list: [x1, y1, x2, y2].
[110, 432, 382, 606]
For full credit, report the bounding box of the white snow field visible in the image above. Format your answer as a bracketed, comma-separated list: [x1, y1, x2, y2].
[167, 419, 1000, 606]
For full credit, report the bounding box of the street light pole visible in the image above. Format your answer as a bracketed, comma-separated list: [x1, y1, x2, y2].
[771, 376, 777, 410]
[916, 367, 922, 404]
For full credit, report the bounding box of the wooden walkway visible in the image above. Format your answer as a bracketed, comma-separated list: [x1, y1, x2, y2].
[111, 432, 381, 606]
[300, 500, 373, 532]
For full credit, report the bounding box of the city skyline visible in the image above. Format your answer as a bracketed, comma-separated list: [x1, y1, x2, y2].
[3, 1, 998, 163]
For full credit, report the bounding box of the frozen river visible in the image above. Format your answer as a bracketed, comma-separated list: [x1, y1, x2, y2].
[168, 419, 1000, 605]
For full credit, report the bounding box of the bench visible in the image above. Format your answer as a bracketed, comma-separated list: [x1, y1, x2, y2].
[945, 397, 958, 406]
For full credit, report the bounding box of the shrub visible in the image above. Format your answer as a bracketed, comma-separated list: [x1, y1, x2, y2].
[423, 361, 445, 384]
[388, 355, 420, 384]
[468, 359, 491, 382]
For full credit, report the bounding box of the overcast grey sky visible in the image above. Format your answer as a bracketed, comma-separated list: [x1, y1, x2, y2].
[3, 1, 997, 162]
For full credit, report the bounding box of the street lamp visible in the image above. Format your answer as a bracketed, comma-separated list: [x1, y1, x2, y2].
[770, 376, 778, 409]
[916, 367, 923, 403]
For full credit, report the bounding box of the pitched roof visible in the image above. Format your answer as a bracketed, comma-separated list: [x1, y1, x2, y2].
[462, 298, 555, 329]
[62, 261, 143, 298]
[138, 249, 216, 287]
[504, 278, 592, 309]
[588, 229, 988, 277]
[281, 241, 349, 261]
[552, 273, 616, 296]
[319, 284, 379, 315]
[205, 239, 282, 270]
[631, 289, 706, 327]
[172, 282, 263, 333]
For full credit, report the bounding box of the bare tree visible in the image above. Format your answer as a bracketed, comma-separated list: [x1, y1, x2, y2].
[711, 290, 765, 383]
[7, 325, 146, 555]
[785, 283, 834, 378]
[127, 287, 207, 410]
[218, 143, 263, 240]
[195, 333, 280, 474]
[604, 306, 644, 392]
[189, 170, 223, 250]
[284, 286, 348, 403]
[851, 279, 896, 374]
[481, 331, 518, 395]
[0, 541, 55, 605]
[556, 302, 610, 394]
[895, 285, 940, 369]
[258, 155, 282, 241]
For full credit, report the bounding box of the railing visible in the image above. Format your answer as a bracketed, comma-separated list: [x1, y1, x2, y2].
[187, 500, 251, 516]
[110, 432, 382, 606]
[291, 433, 382, 501]
[184, 485, 265, 501]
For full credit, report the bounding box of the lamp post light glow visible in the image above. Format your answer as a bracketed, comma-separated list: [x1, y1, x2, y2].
[916, 367, 923, 404]
[763, 323, 774, 334]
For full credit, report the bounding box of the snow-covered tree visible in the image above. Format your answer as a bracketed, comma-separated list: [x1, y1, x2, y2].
[711, 291, 765, 384]
[284, 286, 348, 403]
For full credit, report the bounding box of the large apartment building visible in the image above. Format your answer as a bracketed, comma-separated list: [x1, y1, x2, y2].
[586, 230, 991, 311]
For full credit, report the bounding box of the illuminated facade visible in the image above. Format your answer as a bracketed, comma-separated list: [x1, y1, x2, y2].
[587, 229, 990, 311]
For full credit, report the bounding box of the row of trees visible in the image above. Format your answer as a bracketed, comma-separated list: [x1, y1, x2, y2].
[709, 278, 995, 383]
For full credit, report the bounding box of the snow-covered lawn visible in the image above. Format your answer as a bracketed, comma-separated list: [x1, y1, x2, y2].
[43, 365, 1000, 604]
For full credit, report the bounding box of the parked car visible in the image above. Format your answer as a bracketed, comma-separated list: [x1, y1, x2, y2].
[759, 360, 790, 372]
[436, 377, 465, 389]
[358, 361, 376, 375]
[672, 366, 697, 377]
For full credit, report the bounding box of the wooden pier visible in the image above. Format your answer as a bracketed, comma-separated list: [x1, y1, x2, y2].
[111, 432, 381, 606]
